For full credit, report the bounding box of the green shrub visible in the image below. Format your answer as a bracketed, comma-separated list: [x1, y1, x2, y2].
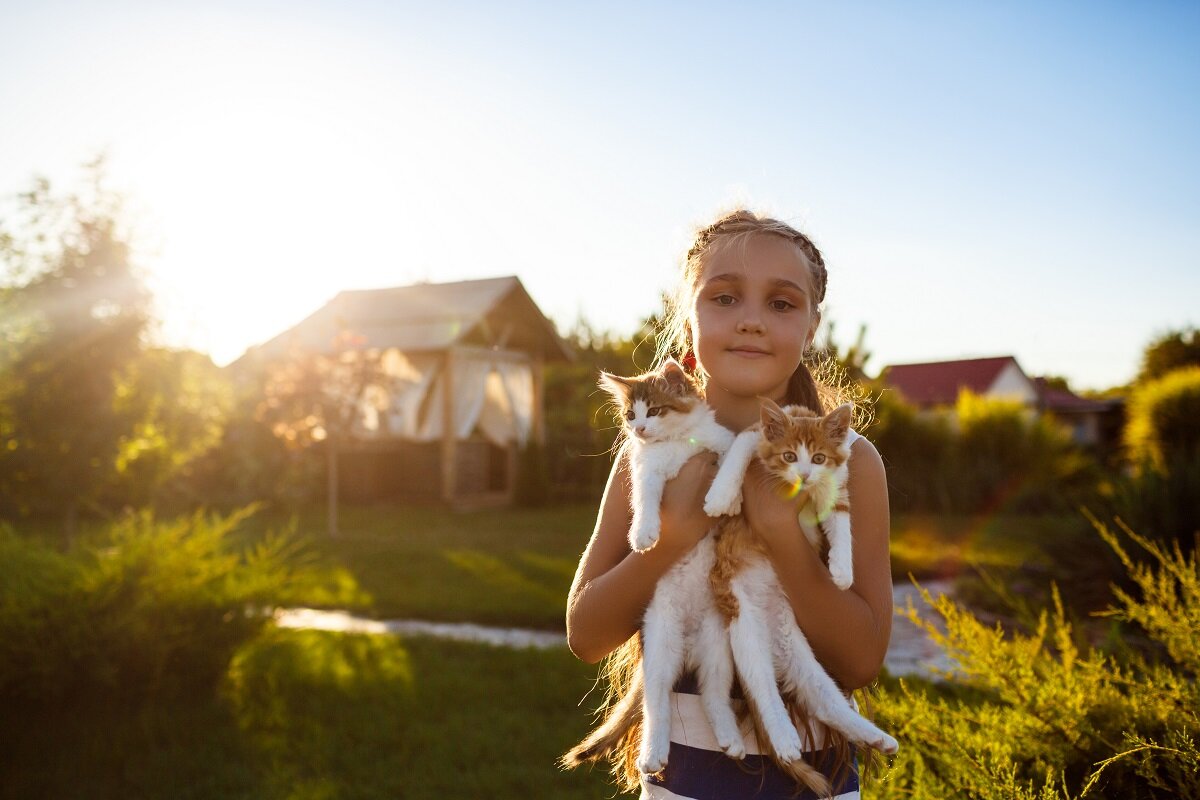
[0, 506, 342, 704]
[865, 390, 1093, 514]
[1125, 366, 1200, 470]
[873, 515, 1199, 799]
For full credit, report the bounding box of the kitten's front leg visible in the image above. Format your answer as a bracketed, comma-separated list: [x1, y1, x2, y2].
[629, 466, 670, 552]
[704, 431, 758, 517]
[823, 496, 853, 590]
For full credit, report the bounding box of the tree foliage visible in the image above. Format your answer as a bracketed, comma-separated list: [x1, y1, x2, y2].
[0, 162, 150, 529]
[1137, 328, 1200, 385]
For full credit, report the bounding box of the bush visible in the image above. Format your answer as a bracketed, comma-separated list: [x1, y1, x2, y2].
[0, 507, 338, 704]
[873, 515, 1200, 799]
[1124, 366, 1200, 470]
[864, 390, 1094, 514]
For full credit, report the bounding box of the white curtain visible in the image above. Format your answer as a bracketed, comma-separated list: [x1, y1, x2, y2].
[414, 351, 532, 446]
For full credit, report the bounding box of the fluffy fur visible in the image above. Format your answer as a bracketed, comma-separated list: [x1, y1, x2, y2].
[575, 359, 742, 775]
[704, 399, 899, 770]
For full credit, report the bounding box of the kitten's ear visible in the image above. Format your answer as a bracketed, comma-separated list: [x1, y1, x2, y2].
[659, 357, 691, 395]
[824, 403, 853, 439]
[759, 397, 789, 441]
[598, 372, 634, 400]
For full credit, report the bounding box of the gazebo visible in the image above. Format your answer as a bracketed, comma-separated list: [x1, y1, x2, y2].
[240, 276, 573, 509]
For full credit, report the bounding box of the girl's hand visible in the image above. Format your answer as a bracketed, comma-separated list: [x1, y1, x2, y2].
[741, 459, 806, 551]
[655, 452, 720, 560]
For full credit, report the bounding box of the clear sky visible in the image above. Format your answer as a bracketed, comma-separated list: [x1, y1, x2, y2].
[1, 0, 1197, 389]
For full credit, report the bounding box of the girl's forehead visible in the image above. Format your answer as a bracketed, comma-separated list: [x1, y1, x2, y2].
[697, 234, 813, 289]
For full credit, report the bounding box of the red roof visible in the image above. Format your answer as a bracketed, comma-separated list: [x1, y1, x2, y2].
[881, 356, 1020, 406]
[1033, 378, 1117, 414]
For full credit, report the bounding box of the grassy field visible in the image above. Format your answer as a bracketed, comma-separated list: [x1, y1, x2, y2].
[2, 630, 630, 800]
[239, 502, 1101, 625]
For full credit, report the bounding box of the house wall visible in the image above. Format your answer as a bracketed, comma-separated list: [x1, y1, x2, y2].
[987, 363, 1039, 406]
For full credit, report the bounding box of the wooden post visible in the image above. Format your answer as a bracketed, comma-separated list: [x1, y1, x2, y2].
[532, 354, 546, 446]
[440, 348, 457, 504]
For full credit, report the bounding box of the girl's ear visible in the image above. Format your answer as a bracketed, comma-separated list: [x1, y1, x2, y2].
[598, 372, 634, 400]
[824, 402, 853, 439]
[759, 397, 789, 441]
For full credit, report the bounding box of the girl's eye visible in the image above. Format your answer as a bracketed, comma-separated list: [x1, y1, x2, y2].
[714, 294, 736, 306]
[647, 407, 661, 417]
[812, 453, 826, 464]
[782, 452, 797, 463]
[770, 299, 794, 312]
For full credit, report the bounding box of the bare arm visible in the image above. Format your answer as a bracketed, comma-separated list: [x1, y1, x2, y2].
[565, 446, 721, 664]
[742, 437, 893, 690]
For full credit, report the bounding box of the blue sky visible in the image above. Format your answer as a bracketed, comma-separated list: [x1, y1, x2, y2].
[1, 0, 1197, 389]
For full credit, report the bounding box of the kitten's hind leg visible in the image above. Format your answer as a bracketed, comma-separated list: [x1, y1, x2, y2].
[779, 619, 898, 755]
[638, 603, 687, 774]
[696, 612, 745, 760]
[727, 590, 805, 764]
[704, 431, 758, 517]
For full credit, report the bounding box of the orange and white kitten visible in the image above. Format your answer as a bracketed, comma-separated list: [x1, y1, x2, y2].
[704, 399, 899, 769]
[585, 358, 742, 774]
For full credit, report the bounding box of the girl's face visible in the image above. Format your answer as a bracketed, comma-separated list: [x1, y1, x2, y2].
[689, 233, 819, 403]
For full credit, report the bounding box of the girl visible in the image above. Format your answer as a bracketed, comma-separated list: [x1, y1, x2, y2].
[565, 210, 893, 799]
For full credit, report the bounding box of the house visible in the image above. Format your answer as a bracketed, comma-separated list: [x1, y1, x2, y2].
[880, 356, 1039, 409]
[237, 276, 574, 509]
[879, 355, 1122, 450]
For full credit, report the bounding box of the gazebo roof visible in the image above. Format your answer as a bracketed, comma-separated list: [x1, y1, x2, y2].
[236, 276, 574, 364]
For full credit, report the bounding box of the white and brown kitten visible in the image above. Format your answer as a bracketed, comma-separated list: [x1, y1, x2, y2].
[568, 358, 744, 774]
[705, 399, 899, 770]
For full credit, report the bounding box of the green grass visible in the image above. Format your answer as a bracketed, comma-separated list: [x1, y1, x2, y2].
[238, 503, 598, 630]
[1, 629, 630, 800]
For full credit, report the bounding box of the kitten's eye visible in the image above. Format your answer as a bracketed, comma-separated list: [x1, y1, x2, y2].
[782, 452, 797, 463]
[812, 453, 827, 464]
[625, 411, 635, 421]
[647, 407, 661, 417]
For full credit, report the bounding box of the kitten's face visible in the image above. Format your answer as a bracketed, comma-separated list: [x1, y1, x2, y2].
[756, 400, 852, 493]
[599, 359, 703, 442]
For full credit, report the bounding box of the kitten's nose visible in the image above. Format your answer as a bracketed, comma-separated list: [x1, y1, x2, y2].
[635, 425, 647, 436]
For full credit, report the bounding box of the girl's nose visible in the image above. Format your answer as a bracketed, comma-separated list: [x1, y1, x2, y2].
[736, 317, 765, 334]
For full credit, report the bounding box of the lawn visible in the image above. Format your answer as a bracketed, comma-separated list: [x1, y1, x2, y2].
[6, 502, 1107, 799]
[2, 630, 630, 800]
[240, 503, 1100, 626]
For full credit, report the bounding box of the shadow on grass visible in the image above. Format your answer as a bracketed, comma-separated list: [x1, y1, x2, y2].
[1, 628, 628, 800]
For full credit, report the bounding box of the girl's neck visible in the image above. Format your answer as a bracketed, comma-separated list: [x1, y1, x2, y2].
[704, 381, 788, 432]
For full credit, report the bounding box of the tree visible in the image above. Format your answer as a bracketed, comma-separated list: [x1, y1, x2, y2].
[0, 160, 152, 534]
[255, 334, 388, 536]
[1138, 328, 1200, 384]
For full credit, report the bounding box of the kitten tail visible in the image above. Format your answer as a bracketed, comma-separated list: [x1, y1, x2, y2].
[560, 670, 644, 767]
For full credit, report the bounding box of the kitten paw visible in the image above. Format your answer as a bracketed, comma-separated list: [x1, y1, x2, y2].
[873, 734, 899, 755]
[703, 487, 742, 517]
[637, 740, 670, 775]
[829, 564, 854, 590]
[630, 526, 660, 552]
[719, 738, 746, 760]
[766, 725, 805, 764]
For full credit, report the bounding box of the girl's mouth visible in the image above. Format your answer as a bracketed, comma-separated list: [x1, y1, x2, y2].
[729, 347, 770, 358]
